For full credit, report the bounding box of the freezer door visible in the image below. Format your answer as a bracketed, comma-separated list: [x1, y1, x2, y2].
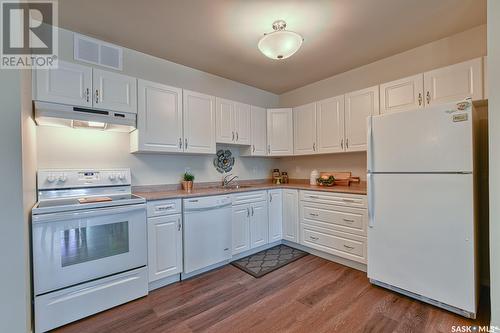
[367, 173, 476, 313]
[368, 101, 473, 173]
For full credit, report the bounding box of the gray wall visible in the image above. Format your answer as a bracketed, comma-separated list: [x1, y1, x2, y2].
[279, 25, 486, 107]
[488, 0, 500, 327]
[0, 70, 33, 333]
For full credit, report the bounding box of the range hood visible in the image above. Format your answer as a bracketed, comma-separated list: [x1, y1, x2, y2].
[34, 101, 136, 132]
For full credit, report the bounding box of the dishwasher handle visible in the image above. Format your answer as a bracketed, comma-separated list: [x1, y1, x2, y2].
[184, 202, 232, 213]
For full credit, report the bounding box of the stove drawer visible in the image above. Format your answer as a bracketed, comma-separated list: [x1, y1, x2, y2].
[35, 267, 148, 333]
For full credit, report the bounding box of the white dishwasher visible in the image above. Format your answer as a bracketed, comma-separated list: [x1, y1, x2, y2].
[183, 195, 232, 275]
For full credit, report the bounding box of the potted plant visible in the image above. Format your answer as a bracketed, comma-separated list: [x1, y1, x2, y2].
[182, 172, 195, 191]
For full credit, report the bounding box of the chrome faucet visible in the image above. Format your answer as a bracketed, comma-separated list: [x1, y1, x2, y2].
[222, 174, 239, 188]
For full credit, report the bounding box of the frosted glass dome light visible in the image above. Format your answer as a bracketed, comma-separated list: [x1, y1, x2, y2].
[258, 20, 304, 60]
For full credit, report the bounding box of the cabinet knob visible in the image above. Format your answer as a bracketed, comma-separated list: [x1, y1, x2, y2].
[95, 89, 99, 104]
[179, 138, 182, 149]
[418, 93, 422, 106]
[426, 91, 431, 104]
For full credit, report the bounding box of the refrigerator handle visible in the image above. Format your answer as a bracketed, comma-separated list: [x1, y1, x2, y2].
[368, 173, 374, 228]
[367, 116, 373, 173]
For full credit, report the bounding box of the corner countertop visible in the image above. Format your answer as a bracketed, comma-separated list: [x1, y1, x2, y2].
[133, 179, 367, 201]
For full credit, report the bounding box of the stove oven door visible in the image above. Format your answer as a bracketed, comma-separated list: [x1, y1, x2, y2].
[32, 203, 147, 295]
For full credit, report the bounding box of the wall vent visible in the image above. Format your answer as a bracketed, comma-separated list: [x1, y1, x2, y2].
[74, 33, 123, 71]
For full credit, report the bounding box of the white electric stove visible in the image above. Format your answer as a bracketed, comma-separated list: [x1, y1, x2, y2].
[32, 169, 148, 332]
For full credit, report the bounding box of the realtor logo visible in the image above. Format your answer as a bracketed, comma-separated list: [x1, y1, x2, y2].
[1, 0, 58, 69]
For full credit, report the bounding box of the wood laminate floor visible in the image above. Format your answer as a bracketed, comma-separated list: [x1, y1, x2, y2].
[55, 255, 489, 333]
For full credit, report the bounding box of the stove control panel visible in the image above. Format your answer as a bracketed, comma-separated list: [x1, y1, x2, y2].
[38, 169, 131, 189]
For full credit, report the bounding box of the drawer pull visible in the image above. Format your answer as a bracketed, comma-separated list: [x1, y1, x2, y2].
[309, 213, 319, 217]
[309, 236, 319, 241]
[342, 199, 356, 203]
[156, 205, 174, 211]
[343, 218, 355, 223]
[308, 195, 319, 199]
[343, 245, 355, 250]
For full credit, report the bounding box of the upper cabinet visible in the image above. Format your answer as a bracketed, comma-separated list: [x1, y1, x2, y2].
[131, 80, 183, 153]
[345, 86, 379, 152]
[316, 95, 345, 154]
[216, 98, 235, 144]
[423, 58, 483, 106]
[34, 60, 92, 107]
[215, 98, 251, 145]
[234, 102, 251, 145]
[380, 74, 424, 114]
[183, 90, 216, 154]
[293, 102, 317, 155]
[34, 60, 137, 114]
[267, 108, 293, 156]
[241, 106, 267, 156]
[92, 68, 137, 113]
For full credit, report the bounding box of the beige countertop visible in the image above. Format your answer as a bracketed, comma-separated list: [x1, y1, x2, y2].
[133, 180, 367, 201]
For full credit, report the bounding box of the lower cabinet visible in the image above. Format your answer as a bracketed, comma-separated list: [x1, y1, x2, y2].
[299, 190, 368, 264]
[250, 201, 269, 248]
[147, 214, 183, 282]
[282, 189, 299, 243]
[232, 200, 269, 255]
[232, 204, 251, 255]
[268, 189, 283, 242]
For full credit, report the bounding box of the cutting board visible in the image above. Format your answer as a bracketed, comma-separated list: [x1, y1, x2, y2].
[319, 172, 359, 186]
[78, 197, 112, 204]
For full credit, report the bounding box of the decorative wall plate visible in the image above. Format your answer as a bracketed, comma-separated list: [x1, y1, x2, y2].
[214, 149, 235, 173]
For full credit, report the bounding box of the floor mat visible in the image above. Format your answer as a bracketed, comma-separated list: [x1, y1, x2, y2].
[231, 244, 308, 278]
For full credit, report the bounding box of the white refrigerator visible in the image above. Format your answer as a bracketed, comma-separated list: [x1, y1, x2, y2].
[367, 99, 478, 318]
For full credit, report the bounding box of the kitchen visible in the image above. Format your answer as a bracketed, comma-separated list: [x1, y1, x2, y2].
[1, 0, 499, 332]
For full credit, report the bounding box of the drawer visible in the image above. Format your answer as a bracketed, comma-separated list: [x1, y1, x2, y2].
[300, 223, 367, 264]
[147, 199, 181, 217]
[232, 190, 267, 205]
[301, 202, 367, 236]
[300, 190, 367, 209]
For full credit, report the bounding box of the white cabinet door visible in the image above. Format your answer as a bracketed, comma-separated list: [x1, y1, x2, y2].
[216, 97, 235, 144]
[316, 95, 345, 153]
[345, 86, 379, 152]
[234, 102, 251, 145]
[147, 215, 183, 282]
[424, 58, 483, 106]
[133, 80, 183, 153]
[250, 201, 269, 249]
[248, 106, 267, 156]
[268, 190, 283, 242]
[380, 74, 424, 114]
[34, 60, 92, 107]
[293, 102, 317, 155]
[282, 189, 299, 243]
[183, 90, 216, 154]
[267, 108, 293, 156]
[92, 68, 137, 113]
[232, 204, 251, 255]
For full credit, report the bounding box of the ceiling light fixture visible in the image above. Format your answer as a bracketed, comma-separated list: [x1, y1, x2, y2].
[258, 20, 304, 60]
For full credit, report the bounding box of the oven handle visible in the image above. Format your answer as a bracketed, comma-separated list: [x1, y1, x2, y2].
[32, 203, 146, 224]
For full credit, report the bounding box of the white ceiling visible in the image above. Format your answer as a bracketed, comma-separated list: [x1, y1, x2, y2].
[58, 0, 486, 94]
